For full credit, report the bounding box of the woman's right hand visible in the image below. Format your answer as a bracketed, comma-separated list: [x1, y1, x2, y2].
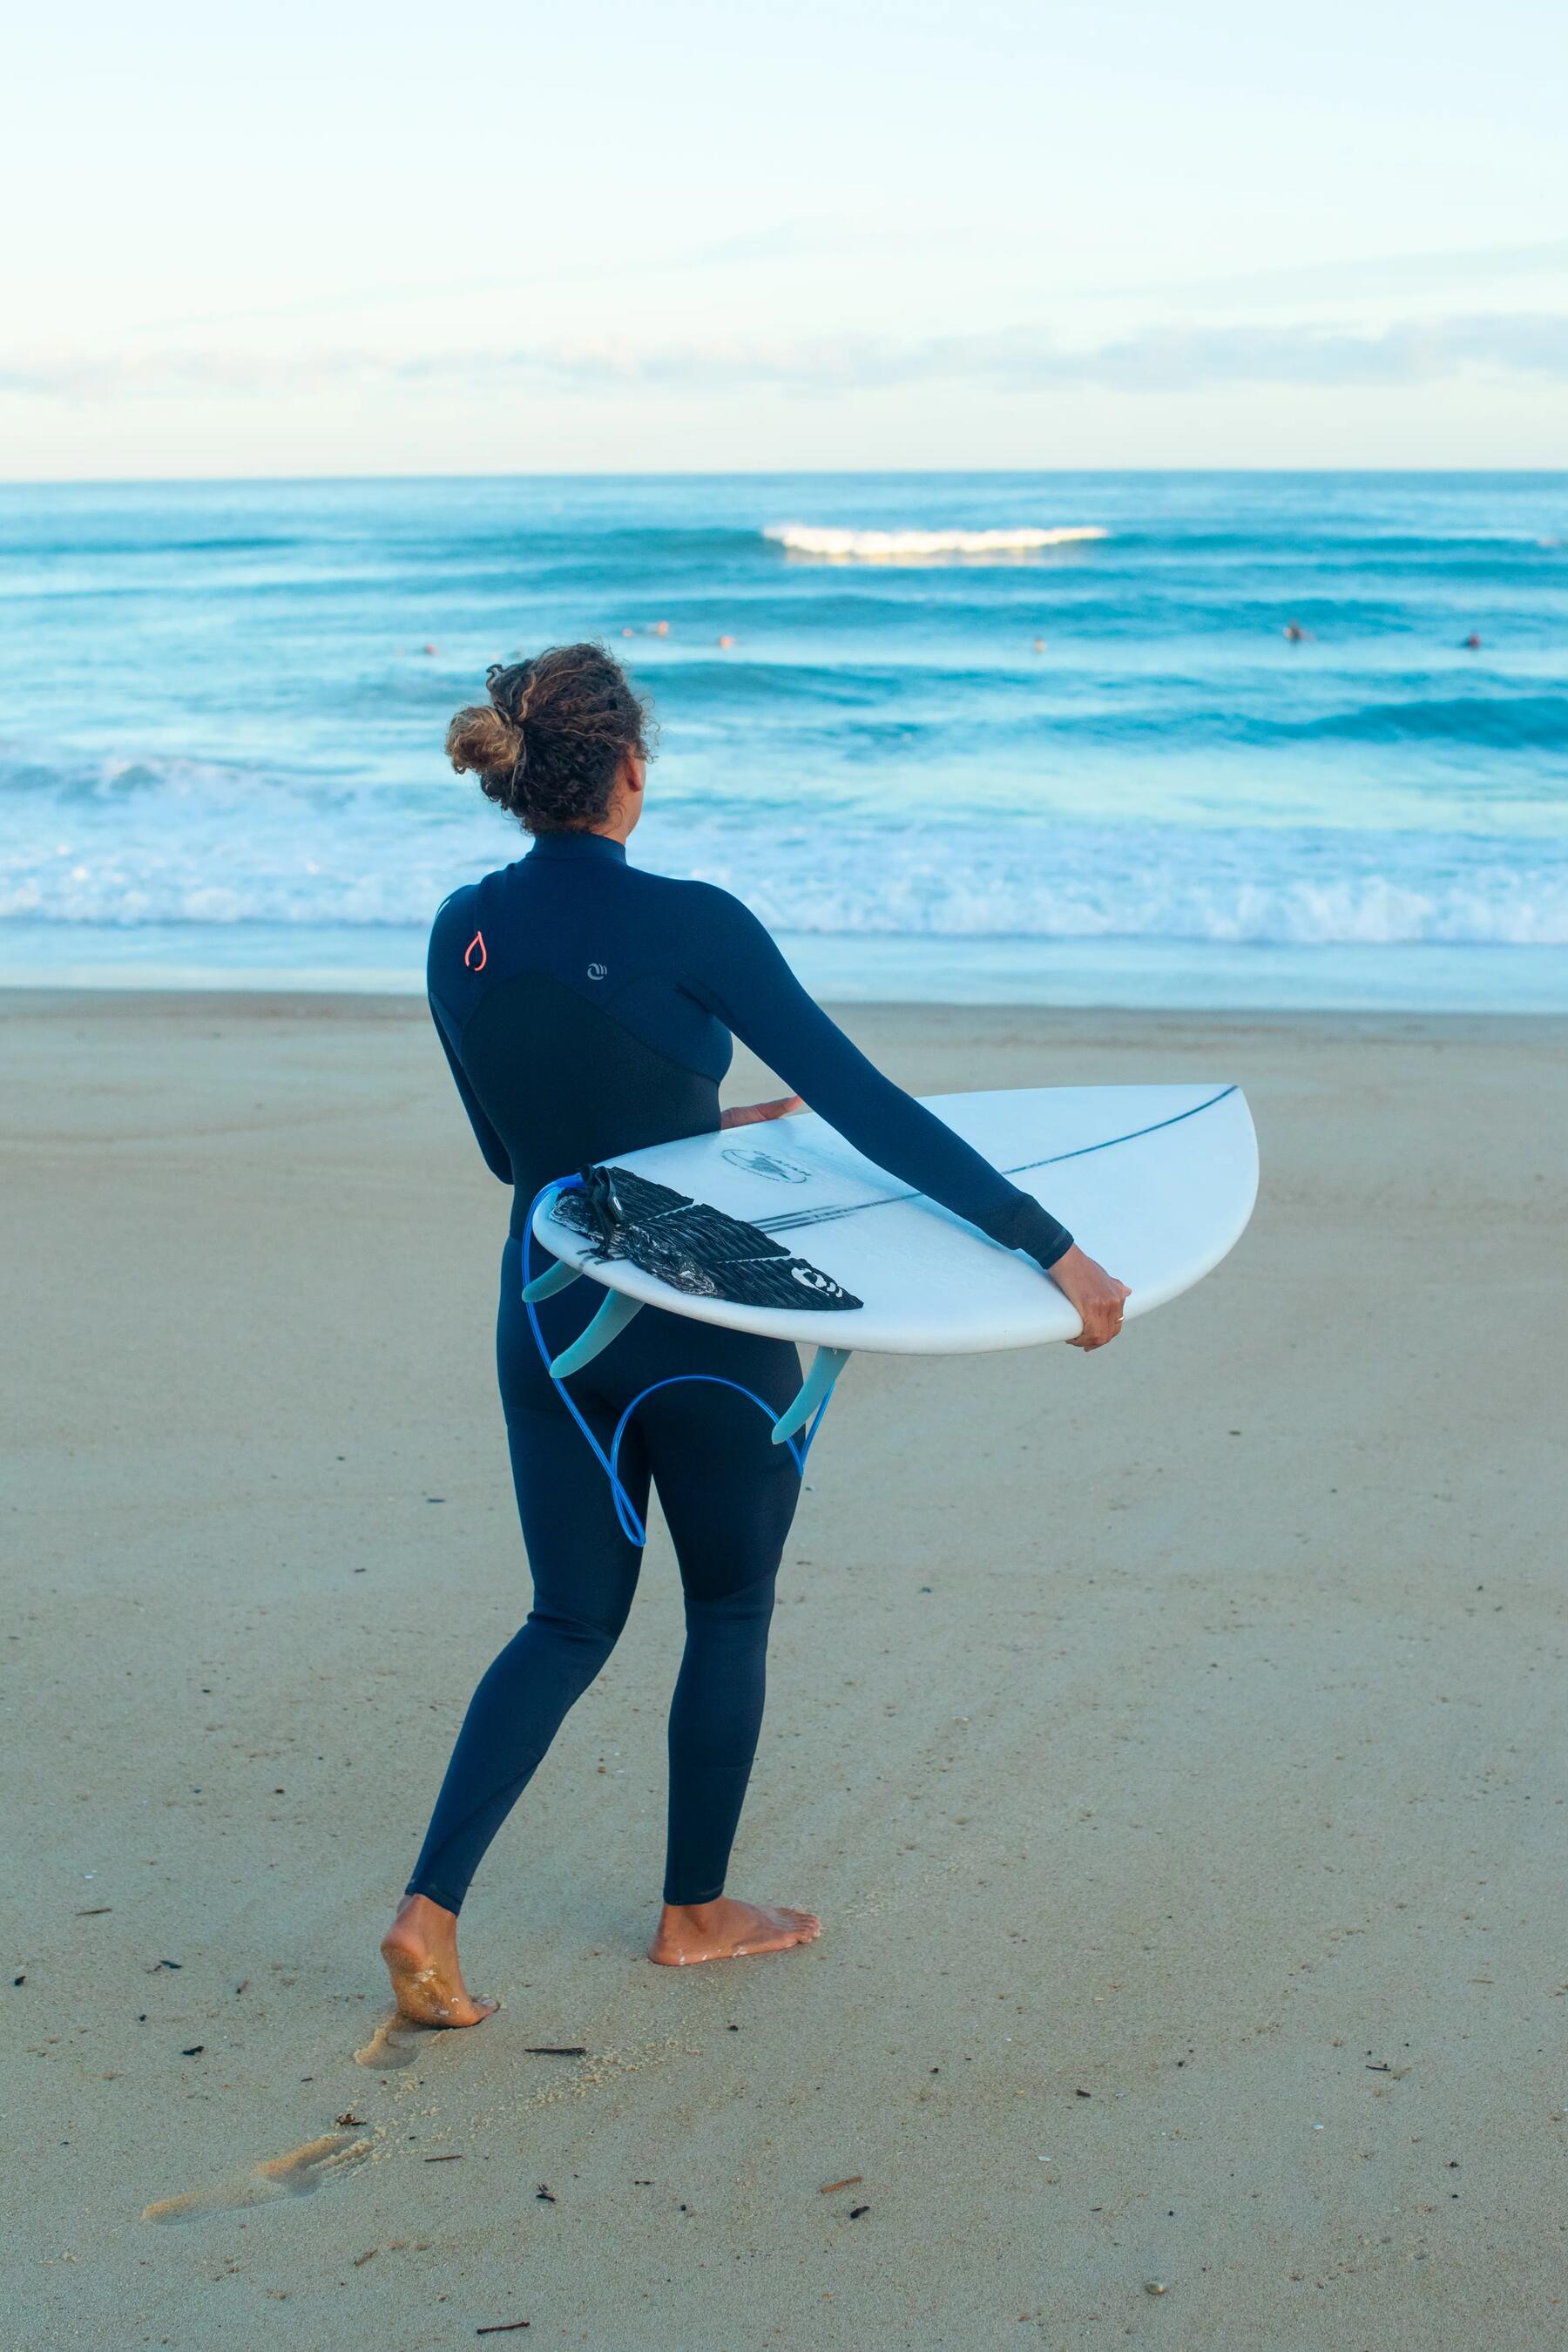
[1047, 1243, 1132, 1351]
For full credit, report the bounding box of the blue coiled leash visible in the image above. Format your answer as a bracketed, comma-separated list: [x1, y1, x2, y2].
[521, 1175, 840, 1547]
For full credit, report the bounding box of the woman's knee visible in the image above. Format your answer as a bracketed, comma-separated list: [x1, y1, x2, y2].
[682, 1568, 777, 1637]
[474, 1592, 630, 1699]
[527, 1598, 632, 1660]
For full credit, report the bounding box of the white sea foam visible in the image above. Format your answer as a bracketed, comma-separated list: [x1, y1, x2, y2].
[681, 825, 1568, 949]
[763, 524, 1109, 560]
[3, 758, 1564, 949]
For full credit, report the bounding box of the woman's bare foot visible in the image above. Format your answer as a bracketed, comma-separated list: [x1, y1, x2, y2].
[379, 1894, 498, 2026]
[649, 1896, 821, 1967]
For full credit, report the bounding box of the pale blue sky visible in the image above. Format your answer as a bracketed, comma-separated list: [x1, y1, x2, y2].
[4, 0, 1565, 476]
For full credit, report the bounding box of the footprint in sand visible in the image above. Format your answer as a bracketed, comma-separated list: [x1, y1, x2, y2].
[353, 2010, 428, 2070]
[143, 2131, 370, 2223]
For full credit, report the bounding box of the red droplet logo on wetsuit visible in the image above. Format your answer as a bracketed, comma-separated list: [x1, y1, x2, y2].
[464, 930, 487, 973]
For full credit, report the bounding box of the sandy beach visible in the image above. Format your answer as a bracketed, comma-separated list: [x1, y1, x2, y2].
[7, 989, 1565, 2351]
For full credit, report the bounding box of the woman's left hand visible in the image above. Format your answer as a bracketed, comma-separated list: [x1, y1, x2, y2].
[720, 1093, 804, 1130]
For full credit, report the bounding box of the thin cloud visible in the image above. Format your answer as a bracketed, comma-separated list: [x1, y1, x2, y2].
[78, 233, 1568, 344]
[5, 311, 1568, 402]
[136, 217, 872, 338]
[683, 218, 847, 267]
[1103, 238, 1568, 308]
[972, 314, 1568, 391]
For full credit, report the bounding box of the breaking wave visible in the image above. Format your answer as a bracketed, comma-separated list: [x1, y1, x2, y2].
[763, 524, 1109, 560]
[3, 753, 1564, 948]
[1287, 693, 1568, 750]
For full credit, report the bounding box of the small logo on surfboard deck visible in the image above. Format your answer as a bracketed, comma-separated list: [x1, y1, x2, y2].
[721, 1146, 808, 1184]
[586, 961, 607, 981]
[789, 1263, 850, 1300]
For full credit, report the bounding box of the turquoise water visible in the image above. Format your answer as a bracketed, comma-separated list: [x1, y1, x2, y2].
[2, 472, 1565, 1006]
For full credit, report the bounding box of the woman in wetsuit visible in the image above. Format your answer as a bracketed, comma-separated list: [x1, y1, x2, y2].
[382, 645, 1128, 2024]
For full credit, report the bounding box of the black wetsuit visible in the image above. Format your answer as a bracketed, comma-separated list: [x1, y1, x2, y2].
[405, 830, 1071, 1914]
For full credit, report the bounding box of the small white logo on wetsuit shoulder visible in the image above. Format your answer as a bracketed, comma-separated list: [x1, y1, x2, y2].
[586, 962, 607, 981]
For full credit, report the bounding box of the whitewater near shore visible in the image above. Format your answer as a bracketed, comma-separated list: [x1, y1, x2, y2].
[7, 991, 1566, 2349]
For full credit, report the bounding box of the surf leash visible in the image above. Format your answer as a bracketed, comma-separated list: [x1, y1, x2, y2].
[521, 1176, 840, 1547]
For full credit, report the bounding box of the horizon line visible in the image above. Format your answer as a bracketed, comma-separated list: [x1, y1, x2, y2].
[5, 463, 1568, 490]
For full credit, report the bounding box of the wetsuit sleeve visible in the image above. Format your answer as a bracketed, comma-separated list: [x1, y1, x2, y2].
[686, 891, 1073, 1272]
[429, 994, 513, 1184]
[426, 895, 512, 1185]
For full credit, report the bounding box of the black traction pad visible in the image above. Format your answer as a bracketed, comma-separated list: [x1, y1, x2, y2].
[550, 1166, 862, 1313]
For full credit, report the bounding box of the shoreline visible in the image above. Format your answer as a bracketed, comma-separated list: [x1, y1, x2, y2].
[6, 980, 1567, 1040]
[9, 983, 1568, 1039]
[10, 991, 1567, 2348]
[4, 928, 1568, 1015]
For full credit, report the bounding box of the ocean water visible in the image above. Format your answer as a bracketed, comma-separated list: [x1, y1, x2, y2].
[2, 472, 1565, 1009]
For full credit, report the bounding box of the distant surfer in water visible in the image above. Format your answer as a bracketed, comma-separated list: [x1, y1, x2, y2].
[382, 644, 1128, 2025]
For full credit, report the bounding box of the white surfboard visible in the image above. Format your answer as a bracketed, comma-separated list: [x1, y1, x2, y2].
[531, 1085, 1257, 1398]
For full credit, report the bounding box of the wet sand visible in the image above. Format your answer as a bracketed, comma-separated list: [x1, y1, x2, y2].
[5, 990, 1565, 2349]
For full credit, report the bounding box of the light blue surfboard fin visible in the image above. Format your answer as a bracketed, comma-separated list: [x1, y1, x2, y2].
[771, 1345, 850, 1446]
[523, 1257, 584, 1302]
[548, 1287, 643, 1379]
